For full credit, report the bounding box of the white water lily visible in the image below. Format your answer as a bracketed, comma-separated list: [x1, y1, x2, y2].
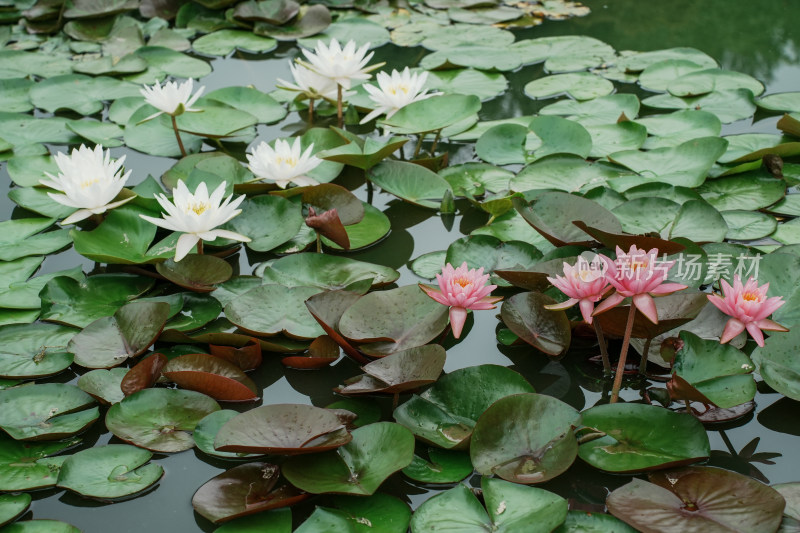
[246, 138, 322, 189]
[360, 68, 436, 124]
[139, 180, 250, 262]
[276, 61, 340, 101]
[299, 38, 379, 90]
[139, 79, 205, 121]
[40, 144, 134, 225]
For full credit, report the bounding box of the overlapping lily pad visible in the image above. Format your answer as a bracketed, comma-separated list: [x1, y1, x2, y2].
[500, 292, 571, 356]
[337, 344, 446, 395]
[259, 254, 398, 289]
[225, 284, 325, 339]
[0, 383, 98, 440]
[0, 435, 78, 491]
[394, 365, 534, 449]
[105, 388, 220, 453]
[162, 353, 259, 402]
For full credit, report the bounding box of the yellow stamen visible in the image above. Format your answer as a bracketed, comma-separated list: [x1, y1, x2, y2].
[276, 156, 298, 168]
[80, 177, 101, 189]
[742, 291, 761, 302]
[186, 202, 210, 215]
[454, 277, 472, 288]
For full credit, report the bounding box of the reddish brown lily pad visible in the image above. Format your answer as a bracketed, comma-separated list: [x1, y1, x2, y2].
[305, 289, 369, 364]
[121, 353, 167, 396]
[336, 344, 446, 395]
[209, 337, 262, 371]
[162, 353, 259, 402]
[192, 462, 307, 524]
[594, 292, 707, 338]
[282, 334, 340, 370]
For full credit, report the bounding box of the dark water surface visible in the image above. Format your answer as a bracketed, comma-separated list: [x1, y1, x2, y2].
[4, 0, 800, 531]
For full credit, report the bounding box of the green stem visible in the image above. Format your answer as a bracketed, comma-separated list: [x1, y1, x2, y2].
[413, 133, 425, 158]
[336, 85, 343, 128]
[593, 320, 611, 374]
[308, 98, 315, 128]
[610, 303, 637, 403]
[430, 128, 442, 154]
[171, 115, 187, 158]
[639, 336, 653, 375]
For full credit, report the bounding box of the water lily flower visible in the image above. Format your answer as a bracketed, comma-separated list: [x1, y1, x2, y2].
[707, 275, 787, 347]
[420, 262, 502, 339]
[299, 39, 378, 90]
[360, 68, 436, 124]
[139, 180, 250, 262]
[246, 138, 321, 189]
[276, 61, 340, 102]
[593, 245, 687, 324]
[40, 144, 133, 225]
[545, 255, 611, 324]
[139, 79, 205, 121]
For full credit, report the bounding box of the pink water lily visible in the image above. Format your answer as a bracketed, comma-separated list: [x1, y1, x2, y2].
[708, 275, 787, 347]
[545, 255, 611, 324]
[594, 245, 687, 324]
[420, 262, 502, 339]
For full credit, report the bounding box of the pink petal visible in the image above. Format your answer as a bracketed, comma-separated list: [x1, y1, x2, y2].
[593, 292, 625, 316]
[633, 293, 659, 324]
[755, 318, 789, 332]
[579, 299, 595, 324]
[745, 322, 765, 347]
[720, 318, 745, 344]
[419, 284, 450, 306]
[707, 293, 734, 316]
[649, 282, 688, 295]
[449, 307, 468, 339]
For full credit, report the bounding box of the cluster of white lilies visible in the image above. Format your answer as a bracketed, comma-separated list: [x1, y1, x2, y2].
[40, 39, 435, 262]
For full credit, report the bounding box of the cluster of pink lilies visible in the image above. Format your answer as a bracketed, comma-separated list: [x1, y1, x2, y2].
[420, 245, 788, 403]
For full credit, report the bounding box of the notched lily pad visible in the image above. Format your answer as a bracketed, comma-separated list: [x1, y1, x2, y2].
[336, 344, 446, 395]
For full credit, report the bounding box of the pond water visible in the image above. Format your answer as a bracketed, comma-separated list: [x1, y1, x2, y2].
[3, 0, 800, 531]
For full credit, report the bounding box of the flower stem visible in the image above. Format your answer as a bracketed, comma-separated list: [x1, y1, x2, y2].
[610, 303, 637, 403]
[336, 85, 343, 128]
[171, 115, 187, 158]
[90, 213, 104, 227]
[315, 232, 322, 253]
[593, 320, 611, 374]
[430, 128, 442, 154]
[196, 240, 203, 255]
[413, 133, 425, 158]
[639, 336, 653, 375]
[308, 98, 315, 128]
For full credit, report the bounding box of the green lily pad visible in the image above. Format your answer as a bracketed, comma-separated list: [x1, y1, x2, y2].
[500, 291, 571, 356]
[642, 89, 757, 124]
[411, 478, 568, 533]
[0, 493, 30, 528]
[751, 328, 800, 401]
[57, 444, 163, 500]
[131, 45, 212, 80]
[194, 410, 257, 459]
[672, 331, 756, 408]
[697, 171, 785, 211]
[445, 234, 541, 286]
[282, 422, 414, 495]
[0, 78, 33, 113]
[77, 368, 128, 405]
[402, 448, 473, 484]
[156, 255, 233, 292]
[607, 467, 785, 533]
[718, 133, 784, 163]
[0, 217, 71, 262]
[613, 197, 680, 234]
[721, 210, 777, 240]
[636, 109, 721, 150]
[297, 18, 390, 49]
[0, 521, 80, 532]
[758, 92, 800, 113]
[426, 68, 508, 101]
[511, 154, 623, 192]
[124, 104, 204, 157]
[393, 364, 534, 449]
[337, 344, 446, 395]
[587, 122, 648, 158]
[214, 403, 351, 455]
[7, 186, 76, 219]
[668, 68, 764, 98]
[105, 388, 220, 453]
[206, 86, 286, 124]
[420, 45, 523, 72]
[0, 383, 98, 440]
[0, 113, 79, 147]
[638, 59, 708, 92]
[225, 285, 325, 339]
[339, 284, 449, 357]
[471, 393, 579, 484]
[259, 253, 398, 289]
[540, 94, 640, 127]
[193, 29, 277, 55]
[380, 94, 481, 135]
[296, 493, 410, 533]
[253, 4, 331, 41]
[0, 434, 78, 491]
[30, 74, 140, 115]
[163, 293, 222, 333]
[524, 73, 614, 101]
[553, 510, 637, 533]
[322, 202, 391, 251]
[617, 47, 717, 73]
[192, 463, 305, 524]
[318, 134, 408, 171]
[669, 199, 728, 242]
[0, 322, 77, 379]
[578, 403, 710, 473]
[475, 123, 528, 165]
[67, 301, 170, 369]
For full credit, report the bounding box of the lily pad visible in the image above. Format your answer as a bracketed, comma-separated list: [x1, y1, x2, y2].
[225, 285, 325, 339]
[214, 403, 351, 455]
[339, 284, 449, 357]
[578, 403, 710, 473]
[410, 478, 568, 533]
[253, 4, 331, 41]
[0, 493, 30, 527]
[0, 322, 77, 379]
[0, 434, 78, 491]
[162, 353, 259, 402]
[606, 466, 785, 533]
[524, 73, 614, 101]
[0, 218, 71, 262]
[192, 463, 306, 524]
[380, 94, 481, 135]
[511, 154, 623, 192]
[193, 29, 277, 55]
[296, 493, 410, 533]
[67, 301, 170, 369]
[337, 344, 446, 395]
[120, 353, 167, 397]
[402, 448, 473, 484]
[260, 254, 398, 289]
[282, 422, 414, 495]
[0, 383, 98, 440]
[553, 511, 637, 533]
[500, 291, 571, 356]
[471, 393, 580, 484]
[698, 171, 786, 211]
[156, 254, 233, 292]
[77, 368, 128, 405]
[642, 89, 757, 124]
[57, 444, 163, 500]
[393, 364, 534, 449]
[194, 410, 257, 459]
[369, 161, 454, 209]
[30, 74, 139, 115]
[105, 388, 220, 453]
[751, 328, 800, 401]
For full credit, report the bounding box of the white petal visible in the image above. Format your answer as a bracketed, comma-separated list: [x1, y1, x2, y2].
[175, 233, 200, 262]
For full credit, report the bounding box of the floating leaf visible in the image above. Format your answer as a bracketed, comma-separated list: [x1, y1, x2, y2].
[0, 322, 76, 379]
[225, 285, 325, 339]
[77, 368, 128, 405]
[0, 435, 77, 491]
[0, 493, 30, 528]
[500, 291, 571, 356]
[337, 344, 446, 395]
[369, 161, 454, 209]
[163, 353, 259, 402]
[0, 383, 98, 440]
[402, 448, 473, 484]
